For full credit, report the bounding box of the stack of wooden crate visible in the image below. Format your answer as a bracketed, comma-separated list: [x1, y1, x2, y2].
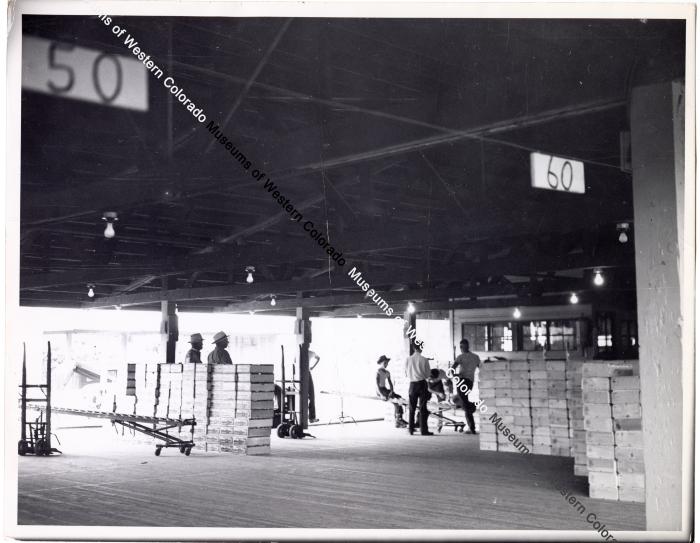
[581, 361, 644, 501]
[582, 363, 618, 499]
[477, 361, 501, 451]
[547, 359, 569, 456]
[529, 359, 551, 455]
[205, 364, 274, 455]
[506, 360, 532, 453]
[493, 362, 515, 451]
[156, 364, 184, 419]
[134, 362, 160, 418]
[566, 360, 586, 475]
[611, 374, 644, 502]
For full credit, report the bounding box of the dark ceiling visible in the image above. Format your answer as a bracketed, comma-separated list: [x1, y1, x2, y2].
[18, 16, 685, 315]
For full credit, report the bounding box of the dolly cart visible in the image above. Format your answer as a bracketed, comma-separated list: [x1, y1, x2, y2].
[18, 342, 60, 456]
[274, 346, 313, 439]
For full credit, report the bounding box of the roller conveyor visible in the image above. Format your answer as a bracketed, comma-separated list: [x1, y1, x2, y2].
[49, 406, 197, 456]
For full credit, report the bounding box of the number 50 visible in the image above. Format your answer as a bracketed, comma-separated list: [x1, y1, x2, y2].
[547, 155, 574, 191]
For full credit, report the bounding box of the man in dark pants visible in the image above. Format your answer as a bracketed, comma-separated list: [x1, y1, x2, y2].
[308, 350, 320, 423]
[452, 339, 481, 434]
[404, 343, 432, 436]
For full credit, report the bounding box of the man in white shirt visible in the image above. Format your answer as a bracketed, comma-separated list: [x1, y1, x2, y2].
[404, 343, 433, 436]
[452, 339, 481, 434]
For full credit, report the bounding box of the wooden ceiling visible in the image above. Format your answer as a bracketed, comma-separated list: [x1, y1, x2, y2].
[19, 16, 685, 316]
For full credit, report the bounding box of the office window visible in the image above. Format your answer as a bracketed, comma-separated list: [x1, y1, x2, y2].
[549, 320, 577, 351]
[491, 323, 514, 352]
[620, 319, 638, 358]
[521, 320, 579, 351]
[462, 324, 489, 352]
[462, 323, 514, 351]
[523, 320, 548, 351]
[596, 313, 614, 356]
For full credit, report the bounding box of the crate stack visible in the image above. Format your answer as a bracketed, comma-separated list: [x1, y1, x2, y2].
[477, 361, 501, 451]
[493, 362, 516, 452]
[182, 363, 213, 448]
[134, 363, 161, 417]
[582, 363, 618, 500]
[547, 359, 570, 456]
[566, 360, 586, 475]
[204, 364, 274, 455]
[581, 361, 643, 502]
[506, 360, 532, 453]
[611, 374, 644, 502]
[529, 359, 551, 454]
[156, 364, 185, 419]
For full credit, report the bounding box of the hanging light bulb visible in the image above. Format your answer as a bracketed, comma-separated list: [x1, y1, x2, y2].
[245, 266, 255, 284]
[407, 302, 416, 314]
[617, 222, 630, 244]
[87, 285, 95, 298]
[570, 292, 579, 304]
[270, 296, 277, 306]
[593, 270, 605, 286]
[513, 307, 522, 319]
[102, 211, 118, 239]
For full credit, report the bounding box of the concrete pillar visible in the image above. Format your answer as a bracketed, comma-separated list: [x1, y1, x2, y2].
[631, 81, 684, 530]
[296, 306, 311, 428]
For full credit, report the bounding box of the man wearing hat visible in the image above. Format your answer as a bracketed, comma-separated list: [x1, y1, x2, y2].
[184, 333, 204, 364]
[207, 331, 233, 364]
[376, 355, 408, 428]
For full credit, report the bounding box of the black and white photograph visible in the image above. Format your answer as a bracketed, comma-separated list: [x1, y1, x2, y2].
[2, 1, 696, 541]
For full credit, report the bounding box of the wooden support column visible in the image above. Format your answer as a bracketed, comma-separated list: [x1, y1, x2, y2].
[296, 306, 311, 428]
[631, 81, 686, 530]
[403, 308, 417, 355]
[160, 278, 178, 364]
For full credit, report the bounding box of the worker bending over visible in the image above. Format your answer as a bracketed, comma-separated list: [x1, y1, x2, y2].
[427, 368, 451, 402]
[375, 355, 408, 428]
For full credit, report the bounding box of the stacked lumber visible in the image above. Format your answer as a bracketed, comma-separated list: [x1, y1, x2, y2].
[529, 359, 551, 455]
[503, 360, 532, 453]
[581, 361, 644, 502]
[566, 360, 586, 475]
[477, 361, 501, 451]
[204, 364, 274, 455]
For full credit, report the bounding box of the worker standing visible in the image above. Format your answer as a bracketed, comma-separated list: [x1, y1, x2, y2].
[207, 331, 233, 364]
[185, 333, 204, 364]
[404, 343, 433, 436]
[452, 339, 481, 434]
[308, 350, 320, 422]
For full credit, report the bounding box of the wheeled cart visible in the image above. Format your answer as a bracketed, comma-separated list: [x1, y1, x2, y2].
[18, 342, 60, 456]
[51, 407, 196, 456]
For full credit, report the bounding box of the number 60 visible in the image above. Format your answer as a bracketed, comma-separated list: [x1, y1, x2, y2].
[547, 155, 574, 191]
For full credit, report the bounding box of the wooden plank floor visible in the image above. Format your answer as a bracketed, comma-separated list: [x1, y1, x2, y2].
[18, 421, 645, 530]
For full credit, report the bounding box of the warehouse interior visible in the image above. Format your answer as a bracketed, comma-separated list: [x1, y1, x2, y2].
[9, 13, 690, 536]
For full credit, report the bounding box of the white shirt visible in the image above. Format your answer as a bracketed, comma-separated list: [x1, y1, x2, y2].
[454, 352, 481, 381]
[405, 352, 431, 382]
